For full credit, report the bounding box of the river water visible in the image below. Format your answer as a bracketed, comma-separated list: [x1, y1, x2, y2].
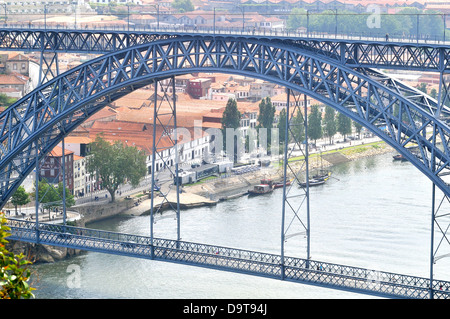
[29, 151, 450, 299]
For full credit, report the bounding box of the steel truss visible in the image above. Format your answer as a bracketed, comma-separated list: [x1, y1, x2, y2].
[150, 77, 181, 247]
[0, 29, 450, 72]
[6, 218, 450, 299]
[39, 52, 60, 85]
[281, 90, 311, 276]
[1, 36, 450, 207]
[430, 184, 450, 298]
[34, 137, 68, 226]
[0, 29, 174, 54]
[1, 34, 450, 297]
[429, 71, 450, 298]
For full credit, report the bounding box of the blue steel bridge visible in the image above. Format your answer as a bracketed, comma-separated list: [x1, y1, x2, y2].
[1, 27, 450, 298]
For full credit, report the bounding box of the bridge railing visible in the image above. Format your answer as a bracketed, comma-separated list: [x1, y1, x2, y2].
[284, 256, 435, 296]
[1, 12, 449, 46]
[6, 218, 283, 263]
[5, 218, 450, 298]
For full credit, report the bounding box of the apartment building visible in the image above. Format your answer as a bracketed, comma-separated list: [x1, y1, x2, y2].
[187, 78, 212, 99]
[0, 72, 33, 98]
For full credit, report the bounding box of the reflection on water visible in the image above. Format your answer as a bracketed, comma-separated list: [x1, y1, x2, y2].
[30, 151, 450, 298]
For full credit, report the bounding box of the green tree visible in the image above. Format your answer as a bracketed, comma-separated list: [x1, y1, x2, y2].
[287, 8, 307, 30]
[0, 93, 18, 108]
[257, 97, 276, 146]
[337, 112, 352, 140]
[430, 88, 437, 99]
[37, 180, 59, 212]
[323, 106, 336, 144]
[221, 98, 241, 160]
[416, 82, 427, 94]
[291, 109, 305, 145]
[0, 213, 34, 299]
[354, 121, 363, 139]
[257, 97, 275, 129]
[221, 98, 241, 131]
[10, 186, 30, 216]
[172, 0, 194, 13]
[277, 108, 287, 145]
[307, 104, 322, 144]
[301, 8, 446, 39]
[36, 180, 75, 214]
[87, 134, 147, 202]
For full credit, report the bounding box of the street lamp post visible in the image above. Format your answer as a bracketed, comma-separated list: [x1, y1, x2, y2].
[444, 14, 446, 43]
[149, 4, 160, 30]
[44, 4, 47, 30]
[306, 10, 309, 38]
[0, 3, 6, 26]
[73, 4, 77, 29]
[333, 9, 338, 38]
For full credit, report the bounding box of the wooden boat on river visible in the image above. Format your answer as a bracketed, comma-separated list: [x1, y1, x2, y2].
[298, 179, 326, 187]
[298, 171, 331, 187]
[248, 184, 273, 196]
[273, 180, 292, 188]
[393, 154, 408, 162]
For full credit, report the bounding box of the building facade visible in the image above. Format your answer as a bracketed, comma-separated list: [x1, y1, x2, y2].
[39, 146, 74, 193]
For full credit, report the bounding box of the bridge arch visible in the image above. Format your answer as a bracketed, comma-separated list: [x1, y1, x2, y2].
[1, 35, 450, 207]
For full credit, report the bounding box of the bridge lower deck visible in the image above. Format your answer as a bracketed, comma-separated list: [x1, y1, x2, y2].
[6, 218, 450, 299]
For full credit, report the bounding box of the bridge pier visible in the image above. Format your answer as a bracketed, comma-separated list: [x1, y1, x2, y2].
[281, 89, 311, 274]
[34, 138, 40, 244]
[429, 181, 450, 299]
[150, 77, 181, 247]
[430, 183, 436, 299]
[38, 51, 59, 85]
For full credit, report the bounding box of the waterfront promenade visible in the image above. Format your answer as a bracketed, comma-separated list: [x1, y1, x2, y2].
[125, 134, 390, 217]
[3, 135, 389, 223]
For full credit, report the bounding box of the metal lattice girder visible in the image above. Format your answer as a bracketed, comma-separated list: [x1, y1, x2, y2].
[0, 29, 175, 54]
[336, 42, 450, 71]
[2, 36, 450, 208]
[438, 72, 450, 116]
[6, 218, 450, 299]
[39, 52, 60, 85]
[431, 191, 450, 266]
[0, 29, 449, 72]
[150, 77, 181, 243]
[281, 90, 311, 268]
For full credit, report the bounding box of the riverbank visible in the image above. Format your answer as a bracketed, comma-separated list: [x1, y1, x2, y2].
[8, 139, 394, 263]
[122, 139, 394, 217]
[185, 140, 393, 202]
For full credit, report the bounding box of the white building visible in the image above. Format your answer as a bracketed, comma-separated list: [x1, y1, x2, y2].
[57, 137, 94, 197]
[147, 127, 211, 174]
[73, 155, 87, 197]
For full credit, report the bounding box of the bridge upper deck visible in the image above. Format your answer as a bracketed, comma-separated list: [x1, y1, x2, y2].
[0, 27, 449, 72]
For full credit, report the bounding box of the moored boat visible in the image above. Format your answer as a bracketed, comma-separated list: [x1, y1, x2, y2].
[273, 180, 292, 188]
[312, 171, 331, 182]
[393, 154, 408, 161]
[298, 179, 326, 187]
[248, 184, 273, 196]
